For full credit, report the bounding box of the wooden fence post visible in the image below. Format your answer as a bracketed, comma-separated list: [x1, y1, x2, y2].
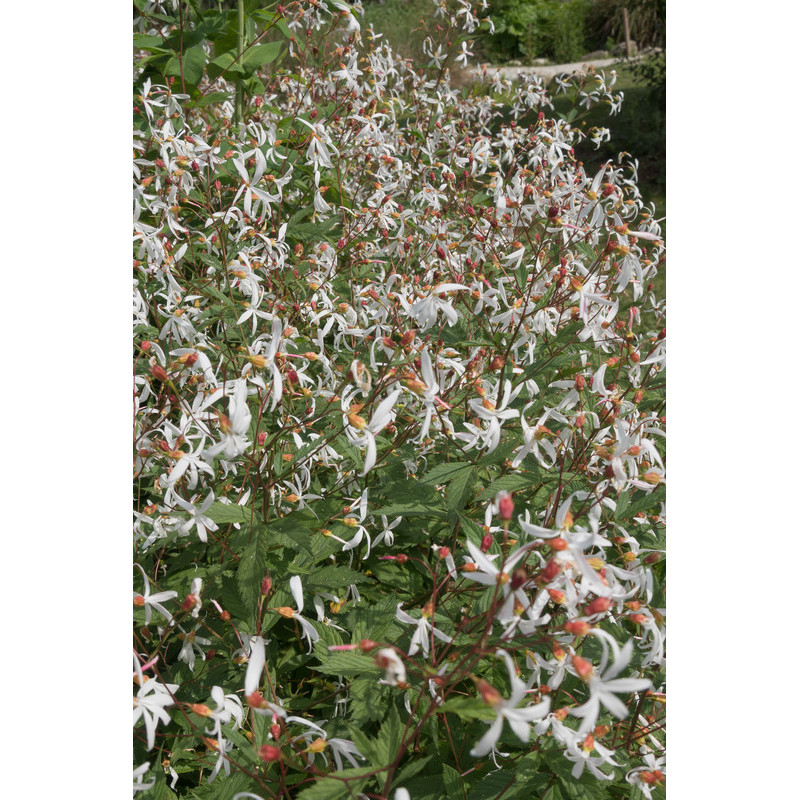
[623, 7, 632, 59]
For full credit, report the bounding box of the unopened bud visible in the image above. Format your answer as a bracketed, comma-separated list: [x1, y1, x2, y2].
[547, 588, 565, 604]
[584, 597, 611, 616]
[476, 678, 503, 707]
[572, 654, 593, 680]
[181, 594, 198, 612]
[258, 744, 282, 762]
[539, 559, 561, 583]
[564, 620, 592, 636]
[480, 533, 493, 553]
[497, 492, 514, 521]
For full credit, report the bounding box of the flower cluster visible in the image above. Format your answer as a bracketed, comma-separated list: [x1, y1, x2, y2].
[133, 1, 665, 798]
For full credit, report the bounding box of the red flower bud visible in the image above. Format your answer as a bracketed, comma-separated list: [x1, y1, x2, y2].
[564, 620, 592, 636]
[498, 492, 514, 521]
[572, 654, 593, 680]
[584, 597, 612, 616]
[258, 744, 282, 762]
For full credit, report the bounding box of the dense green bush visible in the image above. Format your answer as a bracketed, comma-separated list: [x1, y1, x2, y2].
[485, 0, 594, 64]
[586, 0, 666, 51]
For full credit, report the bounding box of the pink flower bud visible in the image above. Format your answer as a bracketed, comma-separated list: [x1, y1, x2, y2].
[498, 492, 514, 521]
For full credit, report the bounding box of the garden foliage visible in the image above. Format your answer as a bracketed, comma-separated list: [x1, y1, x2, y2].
[133, 1, 666, 798]
[484, 0, 594, 64]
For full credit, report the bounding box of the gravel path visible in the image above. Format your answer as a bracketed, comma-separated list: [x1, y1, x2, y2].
[467, 50, 661, 83]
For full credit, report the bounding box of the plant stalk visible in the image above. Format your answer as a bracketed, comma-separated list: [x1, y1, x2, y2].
[235, 0, 245, 125]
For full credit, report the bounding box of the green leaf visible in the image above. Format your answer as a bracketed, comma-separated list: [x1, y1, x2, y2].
[446, 465, 476, 513]
[188, 770, 262, 799]
[348, 675, 389, 725]
[623, 485, 665, 519]
[208, 50, 246, 80]
[133, 33, 170, 53]
[395, 755, 435, 785]
[206, 502, 251, 525]
[442, 763, 465, 800]
[614, 490, 631, 520]
[237, 537, 267, 611]
[373, 480, 448, 518]
[294, 767, 375, 800]
[375, 704, 405, 766]
[464, 771, 519, 800]
[478, 471, 540, 499]
[314, 650, 379, 677]
[306, 565, 372, 591]
[420, 461, 474, 485]
[164, 44, 207, 88]
[437, 697, 495, 722]
[241, 42, 283, 70]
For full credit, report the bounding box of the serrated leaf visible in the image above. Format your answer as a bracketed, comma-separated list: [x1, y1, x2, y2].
[206, 502, 250, 525]
[294, 767, 375, 800]
[623, 485, 665, 519]
[446, 465, 476, 512]
[420, 461, 474, 485]
[307, 565, 372, 590]
[614, 490, 631, 520]
[374, 705, 405, 767]
[479, 472, 540, 499]
[464, 771, 519, 800]
[442, 763, 465, 799]
[237, 537, 267, 610]
[348, 675, 389, 725]
[314, 650, 379, 676]
[395, 755, 435, 785]
[188, 770, 260, 799]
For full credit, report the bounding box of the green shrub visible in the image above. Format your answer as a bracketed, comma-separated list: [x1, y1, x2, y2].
[484, 0, 593, 64]
[586, 0, 666, 51]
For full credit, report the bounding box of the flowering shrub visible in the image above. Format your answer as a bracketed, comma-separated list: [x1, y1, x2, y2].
[133, 2, 666, 798]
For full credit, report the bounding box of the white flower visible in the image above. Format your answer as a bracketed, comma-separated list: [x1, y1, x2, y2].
[569, 635, 651, 736]
[133, 564, 178, 624]
[244, 636, 267, 695]
[462, 538, 536, 621]
[281, 576, 319, 653]
[133, 678, 179, 751]
[343, 387, 401, 475]
[469, 649, 551, 757]
[395, 602, 452, 657]
[375, 648, 407, 686]
[133, 762, 155, 795]
[172, 490, 218, 543]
